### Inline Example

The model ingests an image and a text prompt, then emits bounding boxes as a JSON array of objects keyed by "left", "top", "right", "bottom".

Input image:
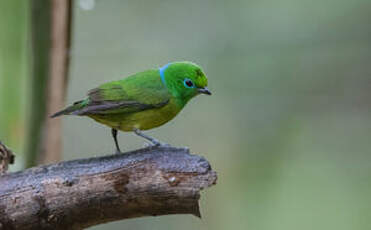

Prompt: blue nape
[{"left": 159, "top": 63, "right": 172, "bottom": 86}]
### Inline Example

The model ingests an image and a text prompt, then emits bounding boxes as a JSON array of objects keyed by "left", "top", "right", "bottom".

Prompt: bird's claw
[
  {"left": 142, "top": 142, "right": 152, "bottom": 148},
  {"left": 134, "top": 128, "right": 171, "bottom": 148},
  {"left": 114, "top": 149, "right": 123, "bottom": 154},
  {"left": 143, "top": 140, "right": 171, "bottom": 148},
  {"left": 153, "top": 142, "right": 171, "bottom": 147}
]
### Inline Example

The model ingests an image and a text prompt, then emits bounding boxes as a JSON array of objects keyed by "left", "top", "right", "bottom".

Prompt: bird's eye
[{"left": 183, "top": 78, "right": 194, "bottom": 88}]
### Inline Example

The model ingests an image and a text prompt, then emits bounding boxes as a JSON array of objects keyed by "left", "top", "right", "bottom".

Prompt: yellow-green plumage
[
  {"left": 89, "top": 70, "right": 181, "bottom": 131},
  {"left": 51, "top": 61, "right": 211, "bottom": 152}
]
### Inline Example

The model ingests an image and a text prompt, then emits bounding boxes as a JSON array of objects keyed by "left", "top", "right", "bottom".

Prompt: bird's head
[{"left": 159, "top": 61, "right": 211, "bottom": 104}]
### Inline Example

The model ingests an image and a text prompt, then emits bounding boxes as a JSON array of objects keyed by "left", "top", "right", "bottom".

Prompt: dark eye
[{"left": 183, "top": 78, "right": 194, "bottom": 88}]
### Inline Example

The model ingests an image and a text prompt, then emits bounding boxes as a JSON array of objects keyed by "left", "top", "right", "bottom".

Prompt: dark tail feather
[
  {"left": 50, "top": 100, "right": 86, "bottom": 118},
  {"left": 50, "top": 108, "right": 70, "bottom": 118}
]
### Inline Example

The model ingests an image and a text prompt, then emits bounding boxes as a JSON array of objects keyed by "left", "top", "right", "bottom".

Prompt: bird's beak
[{"left": 197, "top": 87, "right": 212, "bottom": 95}]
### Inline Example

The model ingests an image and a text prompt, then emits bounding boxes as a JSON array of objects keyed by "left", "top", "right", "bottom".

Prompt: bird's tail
[{"left": 50, "top": 100, "right": 87, "bottom": 118}]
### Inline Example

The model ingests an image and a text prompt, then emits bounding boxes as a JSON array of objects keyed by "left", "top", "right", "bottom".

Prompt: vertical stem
[
  {"left": 26, "top": 0, "right": 72, "bottom": 167},
  {"left": 0, "top": 0, "right": 28, "bottom": 166},
  {"left": 25, "top": 1, "right": 51, "bottom": 168},
  {"left": 40, "top": 0, "right": 72, "bottom": 165}
]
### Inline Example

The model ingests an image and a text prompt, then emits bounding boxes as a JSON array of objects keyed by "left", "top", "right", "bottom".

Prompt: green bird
[{"left": 51, "top": 61, "right": 211, "bottom": 153}]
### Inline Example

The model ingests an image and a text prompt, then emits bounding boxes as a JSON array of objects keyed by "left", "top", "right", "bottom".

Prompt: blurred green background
[{"left": 2, "top": 0, "right": 371, "bottom": 229}]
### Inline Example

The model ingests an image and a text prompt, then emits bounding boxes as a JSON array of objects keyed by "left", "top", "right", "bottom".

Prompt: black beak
[{"left": 198, "top": 87, "right": 212, "bottom": 95}]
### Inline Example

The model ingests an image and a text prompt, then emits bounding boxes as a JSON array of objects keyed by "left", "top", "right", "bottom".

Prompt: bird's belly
[{"left": 89, "top": 103, "right": 181, "bottom": 132}]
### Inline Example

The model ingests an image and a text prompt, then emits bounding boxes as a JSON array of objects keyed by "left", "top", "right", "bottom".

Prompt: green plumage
[{"left": 52, "top": 61, "right": 211, "bottom": 151}]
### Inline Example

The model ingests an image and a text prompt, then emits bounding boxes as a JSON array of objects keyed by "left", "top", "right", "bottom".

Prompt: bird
[{"left": 51, "top": 61, "right": 211, "bottom": 154}]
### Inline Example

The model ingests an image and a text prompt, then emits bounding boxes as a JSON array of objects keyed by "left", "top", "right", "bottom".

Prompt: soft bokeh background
[{"left": 2, "top": 0, "right": 371, "bottom": 229}]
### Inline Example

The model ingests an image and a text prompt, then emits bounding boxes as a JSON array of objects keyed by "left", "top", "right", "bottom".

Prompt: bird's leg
[
  {"left": 133, "top": 128, "right": 170, "bottom": 147},
  {"left": 111, "top": 128, "right": 122, "bottom": 154}
]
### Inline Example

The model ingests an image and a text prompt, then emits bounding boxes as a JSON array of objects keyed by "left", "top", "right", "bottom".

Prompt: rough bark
[{"left": 0, "top": 146, "right": 217, "bottom": 230}]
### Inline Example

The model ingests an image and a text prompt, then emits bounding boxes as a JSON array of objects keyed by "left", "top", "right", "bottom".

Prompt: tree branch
[{"left": 0, "top": 146, "right": 217, "bottom": 230}]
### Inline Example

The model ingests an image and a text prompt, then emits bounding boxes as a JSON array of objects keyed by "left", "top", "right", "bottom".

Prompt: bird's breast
[{"left": 123, "top": 100, "right": 182, "bottom": 131}]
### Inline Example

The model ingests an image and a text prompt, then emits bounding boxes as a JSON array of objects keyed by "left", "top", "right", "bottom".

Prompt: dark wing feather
[
  {"left": 77, "top": 78, "right": 170, "bottom": 115},
  {"left": 73, "top": 99, "right": 169, "bottom": 115}
]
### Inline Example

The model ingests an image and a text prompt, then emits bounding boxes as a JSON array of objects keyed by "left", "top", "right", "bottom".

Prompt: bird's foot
[
  {"left": 152, "top": 141, "right": 171, "bottom": 147},
  {"left": 111, "top": 128, "right": 123, "bottom": 154},
  {"left": 134, "top": 128, "right": 170, "bottom": 148},
  {"left": 114, "top": 149, "right": 123, "bottom": 154},
  {"left": 142, "top": 139, "right": 171, "bottom": 148}
]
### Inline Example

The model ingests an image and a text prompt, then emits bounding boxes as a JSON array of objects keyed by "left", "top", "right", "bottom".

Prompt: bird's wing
[{"left": 75, "top": 74, "right": 170, "bottom": 115}]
